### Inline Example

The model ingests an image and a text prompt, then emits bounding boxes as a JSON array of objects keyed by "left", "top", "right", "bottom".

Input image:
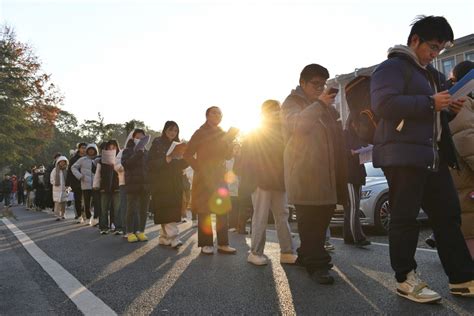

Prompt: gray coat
[
  {"left": 71, "top": 144, "right": 98, "bottom": 190},
  {"left": 281, "top": 87, "right": 347, "bottom": 206}
]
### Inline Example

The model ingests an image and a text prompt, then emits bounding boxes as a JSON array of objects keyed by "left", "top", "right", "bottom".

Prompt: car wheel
[{"left": 374, "top": 194, "right": 390, "bottom": 234}]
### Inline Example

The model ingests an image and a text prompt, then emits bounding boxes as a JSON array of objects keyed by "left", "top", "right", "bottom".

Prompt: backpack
[
  {"left": 345, "top": 75, "right": 376, "bottom": 144},
  {"left": 26, "top": 175, "right": 34, "bottom": 189},
  {"left": 345, "top": 64, "right": 416, "bottom": 144}
]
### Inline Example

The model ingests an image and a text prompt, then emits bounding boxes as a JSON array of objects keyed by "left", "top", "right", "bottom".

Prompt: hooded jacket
[
  {"left": 50, "top": 156, "right": 69, "bottom": 203},
  {"left": 121, "top": 137, "right": 149, "bottom": 194},
  {"left": 371, "top": 45, "right": 457, "bottom": 170},
  {"left": 280, "top": 86, "right": 348, "bottom": 206},
  {"left": 71, "top": 144, "right": 98, "bottom": 190}
]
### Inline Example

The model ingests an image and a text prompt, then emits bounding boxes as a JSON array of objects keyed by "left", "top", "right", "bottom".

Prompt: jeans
[
  {"left": 383, "top": 161, "right": 474, "bottom": 284},
  {"left": 115, "top": 185, "right": 127, "bottom": 231},
  {"left": 295, "top": 204, "right": 334, "bottom": 274},
  {"left": 83, "top": 190, "right": 101, "bottom": 219},
  {"left": 126, "top": 193, "right": 149, "bottom": 234},
  {"left": 250, "top": 188, "right": 294, "bottom": 255},
  {"left": 99, "top": 192, "right": 120, "bottom": 230}
]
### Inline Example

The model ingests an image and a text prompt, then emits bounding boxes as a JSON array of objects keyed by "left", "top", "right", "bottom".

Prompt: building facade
[{"left": 328, "top": 33, "right": 474, "bottom": 125}]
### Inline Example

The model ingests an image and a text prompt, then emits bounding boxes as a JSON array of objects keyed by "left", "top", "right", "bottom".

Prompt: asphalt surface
[{"left": 1, "top": 205, "right": 474, "bottom": 315}]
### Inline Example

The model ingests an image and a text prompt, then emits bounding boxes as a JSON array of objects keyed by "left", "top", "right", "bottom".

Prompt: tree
[{"left": 0, "top": 25, "right": 63, "bottom": 170}]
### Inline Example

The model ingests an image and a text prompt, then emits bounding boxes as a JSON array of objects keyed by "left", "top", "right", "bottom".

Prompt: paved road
[{"left": 1, "top": 205, "right": 473, "bottom": 315}]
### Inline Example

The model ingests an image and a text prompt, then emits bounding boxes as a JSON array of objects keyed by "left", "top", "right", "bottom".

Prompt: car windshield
[{"left": 365, "top": 163, "right": 384, "bottom": 177}]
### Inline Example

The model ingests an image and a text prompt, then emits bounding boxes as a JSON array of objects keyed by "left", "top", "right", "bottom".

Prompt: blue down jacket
[{"left": 370, "top": 47, "right": 457, "bottom": 170}]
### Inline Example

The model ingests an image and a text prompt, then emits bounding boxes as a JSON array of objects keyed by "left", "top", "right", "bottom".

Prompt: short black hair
[
  {"left": 407, "top": 15, "right": 453, "bottom": 45},
  {"left": 205, "top": 106, "right": 220, "bottom": 117},
  {"left": 453, "top": 60, "right": 474, "bottom": 81},
  {"left": 132, "top": 128, "right": 145, "bottom": 138},
  {"left": 299, "top": 64, "right": 330, "bottom": 83},
  {"left": 77, "top": 142, "right": 87, "bottom": 149}
]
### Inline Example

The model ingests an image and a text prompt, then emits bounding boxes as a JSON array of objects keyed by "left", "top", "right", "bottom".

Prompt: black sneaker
[
  {"left": 425, "top": 237, "right": 436, "bottom": 249},
  {"left": 354, "top": 240, "right": 371, "bottom": 247},
  {"left": 310, "top": 270, "right": 335, "bottom": 285}
]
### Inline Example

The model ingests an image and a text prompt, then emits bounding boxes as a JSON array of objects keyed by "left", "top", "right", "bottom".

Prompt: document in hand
[
  {"left": 449, "top": 69, "right": 474, "bottom": 100},
  {"left": 353, "top": 145, "right": 373, "bottom": 164},
  {"left": 101, "top": 149, "right": 116, "bottom": 165},
  {"left": 166, "top": 141, "right": 187, "bottom": 157}
]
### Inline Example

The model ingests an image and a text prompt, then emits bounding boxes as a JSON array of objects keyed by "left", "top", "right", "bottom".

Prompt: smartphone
[{"left": 328, "top": 87, "right": 339, "bottom": 95}]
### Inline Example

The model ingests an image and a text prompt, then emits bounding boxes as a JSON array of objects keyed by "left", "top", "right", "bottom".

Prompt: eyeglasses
[
  {"left": 308, "top": 80, "right": 326, "bottom": 90},
  {"left": 419, "top": 37, "right": 453, "bottom": 54}
]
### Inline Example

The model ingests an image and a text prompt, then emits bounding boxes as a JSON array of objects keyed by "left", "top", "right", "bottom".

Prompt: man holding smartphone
[
  {"left": 371, "top": 16, "right": 474, "bottom": 303},
  {"left": 281, "top": 64, "right": 347, "bottom": 284}
]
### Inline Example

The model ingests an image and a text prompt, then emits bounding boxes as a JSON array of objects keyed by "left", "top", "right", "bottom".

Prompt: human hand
[
  {"left": 449, "top": 98, "right": 466, "bottom": 114},
  {"left": 318, "top": 89, "right": 336, "bottom": 106},
  {"left": 432, "top": 91, "right": 451, "bottom": 111}
]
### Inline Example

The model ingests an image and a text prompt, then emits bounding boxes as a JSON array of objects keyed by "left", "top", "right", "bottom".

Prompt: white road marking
[{"left": 2, "top": 218, "right": 117, "bottom": 316}]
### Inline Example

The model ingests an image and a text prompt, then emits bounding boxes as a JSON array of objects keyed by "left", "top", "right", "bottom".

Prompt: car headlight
[{"left": 361, "top": 190, "right": 372, "bottom": 199}]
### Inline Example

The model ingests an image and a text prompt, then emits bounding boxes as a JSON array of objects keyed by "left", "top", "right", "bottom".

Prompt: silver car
[{"left": 331, "top": 163, "right": 427, "bottom": 234}]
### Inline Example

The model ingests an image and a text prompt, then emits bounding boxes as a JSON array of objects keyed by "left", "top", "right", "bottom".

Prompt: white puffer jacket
[
  {"left": 50, "top": 156, "right": 69, "bottom": 203},
  {"left": 71, "top": 144, "right": 98, "bottom": 190}
]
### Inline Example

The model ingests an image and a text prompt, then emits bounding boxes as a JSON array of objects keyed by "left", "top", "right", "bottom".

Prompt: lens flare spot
[
  {"left": 202, "top": 215, "right": 213, "bottom": 235},
  {"left": 209, "top": 189, "right": 231, "bottom": 215},
  {"left": 224, "top": 171, "right": 236, "bottom": 185},
  {"left": 217, "top": 187, "right": 229, "bottom": 198}
]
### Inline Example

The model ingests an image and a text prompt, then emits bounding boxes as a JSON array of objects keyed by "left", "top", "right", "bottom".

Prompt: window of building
[
  {"left": 466, "top": 52, "right": 474, "bottom": 62},
  {"left": 442, "top": 58, "right": 455, "bottom": 76}
]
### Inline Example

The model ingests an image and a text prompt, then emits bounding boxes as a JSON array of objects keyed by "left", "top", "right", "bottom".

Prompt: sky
[{"left": 1, "top": 0, "right": 473, "bottom": 138}]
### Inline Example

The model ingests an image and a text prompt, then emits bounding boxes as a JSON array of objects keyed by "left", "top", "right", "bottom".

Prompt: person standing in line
[
  {"left": 24, "top": 167, "right": 35, "bottom": 210},
  {"left": 371, "top": 16, "right": 474, "bottom": 302},
  {"left": 122, "top": 129, "right": 150, "bottom": 243},
  {"left": 149, "top": 121, "right": 189, "bottom": 248},
  {"left": 45, "top": 153, "right": 61, "bottom": 211},
  {"left": 114, "top": 136, "right": 130, "bottom": 236},
  {"left": 17, "top": 177, "right": 25, "bottom": 205},
  {"left": 94, "top": 140, "right": 121, "bottom": 235},
  {"left": 71, "top": 144, "right": 99, "bottom": 225},
  {"left": 448, "top": 60, "right": 474, "bottom": 259},
  {"left": 246, "top": 100, "right": 296, "bottom": 266},
  {"left": 33, "top": 165, "right": 47, "bottom": 211},
  {"left": 343, "top": 115, "right": 371, "bottom": 247},
  {"left": 226, "top": 144, "right": 241, "bottom": 232},
  {"left": 50, "top": 156, "right": 69, "bottom": 221},
  {"left": 1, "top": 175, "right": 12, "bottom": 207},
  {"left": 10, "top": 175, "right": 18, "bottom": 206},
  {"left": 67, "top": 143, "right": 87, "bottom": 221},
  {"left": 184, "top": 106, "right": 238, "bottom": 255},
  {"left": 281, "top": 64, "right": 347, "bottom": 285}
]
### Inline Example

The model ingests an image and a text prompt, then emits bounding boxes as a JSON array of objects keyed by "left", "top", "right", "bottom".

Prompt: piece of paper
[
  {"left": 449, "top": 69, "right": 474, "bottom": 100},
  {"left": 134, "top": 135, "right": 150, "bottom": 152},
  {"left": 101, "top": 149, "right": 116, "bottom": 165},
  {"left": 354, "top": 145, "right": 373, "bottom": 164},
  {"left": 166, "top": 141, "right": 186, "bottom": 157}
]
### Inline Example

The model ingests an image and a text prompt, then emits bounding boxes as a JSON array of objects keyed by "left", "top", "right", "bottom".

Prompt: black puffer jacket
[{"left": 121, "top": 142, "right": 148, "bottom": 194}]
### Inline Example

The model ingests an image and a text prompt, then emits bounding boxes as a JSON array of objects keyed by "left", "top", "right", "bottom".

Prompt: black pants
[
  {"left": 383, "top": 161, "right": 474, "bottom": 284},
  {"left": 72, "top": 188, "right": 83, "bottom": 218},
  {"left": 83, "top": 190, "right": 101, "bottom": 219},
  {"left": 198, "top": 213, "right": 229, "bottom": 247},
  {"left": 295, "top": 204, "right": 334, "bottom": 274},
  {"left": 228, "top": 197, "right": 239, "bottom": 229},
  {"left": 237, "top": 195, "right": 253, "bottom": 233},
  {"left": 343, "top": 184, "right": 366, "bottom": 243}
]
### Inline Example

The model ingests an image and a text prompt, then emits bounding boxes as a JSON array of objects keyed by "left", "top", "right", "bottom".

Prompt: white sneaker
[
  {"left": 171, "top": 239, "right": 183, "bottom": 248},
  {"left": 159, "top": 236, "right": 171, "bottom": 246},
  {"left": 79, "top": 217, "right": 85, "bottom": 224},
  {"left": 110, "top": 223, "right": 115, "bottom": 231},
  {"left": 396, "top": 271, "right": 441, "bottom": 303},
  {"left": 201, "top": 246, "right": 214, "bottom": 255},
  {"left": 280, "top": 253, "right": 297, "bottom": 264},
  {"left": 247, "top": 253, "right": 268, "bottom": 266}
]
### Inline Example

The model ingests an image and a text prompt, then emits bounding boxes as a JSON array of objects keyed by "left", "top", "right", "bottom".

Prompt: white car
[{"left": 331, "top": 163, "right": 427, "bottom": 234}]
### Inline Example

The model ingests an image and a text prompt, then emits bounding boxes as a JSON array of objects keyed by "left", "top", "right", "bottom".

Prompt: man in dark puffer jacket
[{"left": 371, "top": 15, "right": 474, "bottom": 303}]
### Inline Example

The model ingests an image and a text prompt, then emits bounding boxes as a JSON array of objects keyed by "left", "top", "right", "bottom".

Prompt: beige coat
[
  {"left": 450, "top": 96, "right": 474, "bottom": 239},
  {"left": 281, "top": 87, "right": 348, "bottom": 206}
]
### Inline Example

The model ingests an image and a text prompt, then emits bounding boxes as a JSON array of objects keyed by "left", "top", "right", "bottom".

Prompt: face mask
[{"left": 134, "top": 138, "right": 140, "bottom": 145}]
